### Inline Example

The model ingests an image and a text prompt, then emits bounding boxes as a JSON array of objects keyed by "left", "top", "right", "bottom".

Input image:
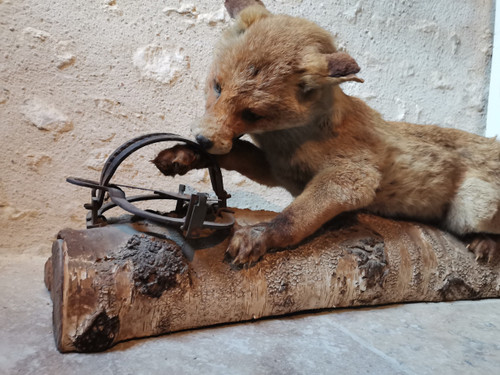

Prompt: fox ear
[
  {"left": 301, "top": 51, "right": 364, "bottom": 91},
  {"left": 225, "top": 1, "right": 270, "bottom": 31},
  {"left": 225, "top": 0, "right": 267, "bottom": 18},
  {"left": 325, "top": 52, "right": 363, "bottom": 80}
]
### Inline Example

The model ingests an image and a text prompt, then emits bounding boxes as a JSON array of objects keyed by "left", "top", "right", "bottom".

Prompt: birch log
[{"left": 44, "top": 210, "right": 500, "bottom": 353}]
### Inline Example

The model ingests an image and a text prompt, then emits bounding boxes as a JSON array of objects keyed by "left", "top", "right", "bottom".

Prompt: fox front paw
[
  {"left": 152, "top": 144, "right": 207, "bottom": 176},
  {"left": 467, "top": 234, "right": 499, "bottom": 262},
  {"left": 226, "top": 224, "right": 270, "bottom": 266}
]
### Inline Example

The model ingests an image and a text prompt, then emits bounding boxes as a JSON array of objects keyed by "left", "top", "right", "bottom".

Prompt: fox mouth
[
  {"left": 194, "top": 133, "right": 246, "bottom": 155},
  {"left": 195, "top": 134, "right": 214, "bottom": 151}
]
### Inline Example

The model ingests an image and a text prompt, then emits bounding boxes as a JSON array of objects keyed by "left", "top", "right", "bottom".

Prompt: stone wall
[{"left": 0, "top": 0, "right": 494, "bottom": 253}]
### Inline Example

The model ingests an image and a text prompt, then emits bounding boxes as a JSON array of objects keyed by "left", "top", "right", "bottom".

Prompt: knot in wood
[
  {"left": 344, "top": 232, "right": 388, "bottom": 287},
  {"left": 119, "top": 234, "right": 188, "bottom": 298}
]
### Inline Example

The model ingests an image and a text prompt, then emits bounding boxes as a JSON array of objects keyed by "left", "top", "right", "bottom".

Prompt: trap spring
[{"left": 67, "top": 133, "right": 234, "bottom": 240}]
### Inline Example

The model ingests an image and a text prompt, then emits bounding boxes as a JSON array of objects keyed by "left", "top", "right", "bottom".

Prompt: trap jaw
[{"left": 67, "top": 133, "right": 234, "bottom": 241}]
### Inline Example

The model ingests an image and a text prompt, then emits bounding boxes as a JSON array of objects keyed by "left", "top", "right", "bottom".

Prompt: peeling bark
[{"left": 44, "top": 210, "right": 500, "bottom": 353}]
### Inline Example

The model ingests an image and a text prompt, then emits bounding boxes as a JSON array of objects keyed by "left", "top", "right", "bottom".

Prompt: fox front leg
[
  {"left": 227, "top": 164, "right": 381, "bottom": 265},
  {"left": 154, "top": 139, "right": 279, "bottom": 187}
]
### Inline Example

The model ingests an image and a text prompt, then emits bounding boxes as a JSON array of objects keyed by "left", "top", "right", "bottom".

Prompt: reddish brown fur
[{"left": 154, "top": 1, "right": 500, "bottom": 265}]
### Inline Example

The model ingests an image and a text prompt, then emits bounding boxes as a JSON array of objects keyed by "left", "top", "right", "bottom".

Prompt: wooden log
[{"left": 44, "top": 209, "right": 500, "bottom": 353}]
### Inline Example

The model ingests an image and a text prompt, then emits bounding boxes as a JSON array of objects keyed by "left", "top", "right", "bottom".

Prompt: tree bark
[{"left": 44, "top": 210, "right": 500, "bottom": 353}]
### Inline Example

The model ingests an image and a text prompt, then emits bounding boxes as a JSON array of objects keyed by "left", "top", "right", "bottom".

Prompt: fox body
[{"left": 154, "top": 0, "right": 500, "bottom": 265}]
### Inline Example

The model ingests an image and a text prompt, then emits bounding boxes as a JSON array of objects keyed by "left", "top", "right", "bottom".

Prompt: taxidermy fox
[{"left": 154, "top": 0, "right": 500, "bottom": 265}]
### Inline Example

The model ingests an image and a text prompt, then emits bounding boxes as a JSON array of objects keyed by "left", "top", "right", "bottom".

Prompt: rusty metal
[{"left": 67, "top": 133, "right": 234, "bottom": 251}]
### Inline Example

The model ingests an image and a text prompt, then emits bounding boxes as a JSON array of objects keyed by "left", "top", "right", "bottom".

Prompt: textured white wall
[
  {"left": 487, "top": 0, "right": 499, "bottom": 137},
  {"left": 0, "top": 0, "right": 494, "bottom": 252}
]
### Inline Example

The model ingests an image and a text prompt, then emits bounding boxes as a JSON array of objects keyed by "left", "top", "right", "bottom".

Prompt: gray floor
[{"left": 1, "top": 253, "right": 499, "bottom": 375}]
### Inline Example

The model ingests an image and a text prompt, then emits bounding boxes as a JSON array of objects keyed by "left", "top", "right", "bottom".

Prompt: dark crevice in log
[
  {"left": 73, "top": 311, "right": 120, "bottom": 353},
  {"left": 438, "top": 275, "right": 479, "bottom": 301}
]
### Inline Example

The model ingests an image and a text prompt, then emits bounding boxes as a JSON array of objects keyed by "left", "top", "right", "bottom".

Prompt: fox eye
[
  {"left": 214, "top": 81, "right": 222, "bottom": 97},
  {"left": 242, "top": 109, "right": 264, "bottom": 123}
]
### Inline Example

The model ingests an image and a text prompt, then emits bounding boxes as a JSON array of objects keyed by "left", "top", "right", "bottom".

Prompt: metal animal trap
[{"left": 67, "top": 133, "right": 235, "bottom": 259}]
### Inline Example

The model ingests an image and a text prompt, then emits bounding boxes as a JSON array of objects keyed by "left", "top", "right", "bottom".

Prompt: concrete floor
[{"left": 1, "top": 253, "right": 500, "bottom": 375}]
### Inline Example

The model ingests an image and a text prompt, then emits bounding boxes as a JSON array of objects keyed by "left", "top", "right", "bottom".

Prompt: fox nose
[{"left": 195, "top": 134, "right": 214, "bottom": 150}]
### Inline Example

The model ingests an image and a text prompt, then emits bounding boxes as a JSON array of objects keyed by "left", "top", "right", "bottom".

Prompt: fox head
[{"left": 193, "top": 0, "right": 363, "bottom": 154}]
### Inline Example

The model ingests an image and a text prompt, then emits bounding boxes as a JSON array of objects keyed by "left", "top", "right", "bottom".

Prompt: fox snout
[
  {"left": 194, "top": 132, "right": 234, "bottom": 155},
  {"left": 191, "top": 114, "right": 237, "bottom": 154},
  {"left": 192, "top": 129, "right": 234, "bottom": 156}
]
